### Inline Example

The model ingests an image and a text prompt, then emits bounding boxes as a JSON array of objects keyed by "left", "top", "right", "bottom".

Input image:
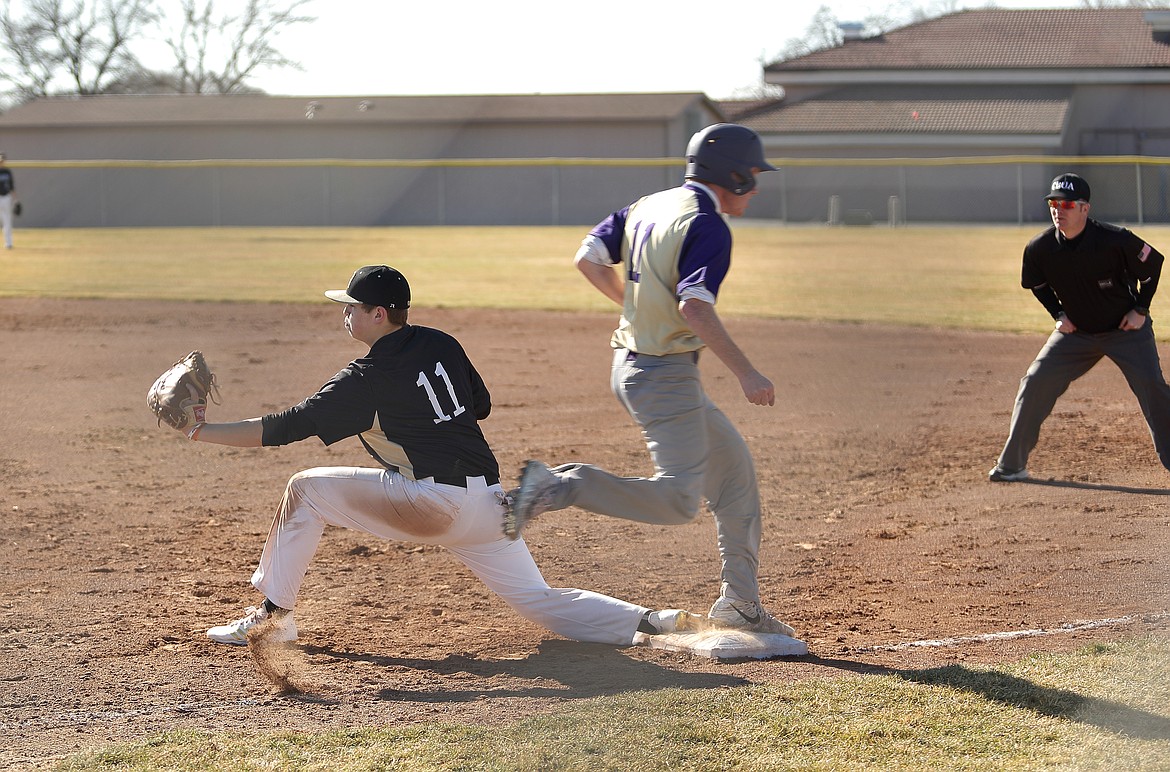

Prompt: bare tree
[
  {"left": 0, "top": 0, "right": 157, "bottom": 100},
  {"left": 0, "top": 0, "right": 312, "bottom": 105},
  {"left": 0, "top": 3, "right": 59, "bottom": 101},
  {"left": 164, "top": 0, "right": 313, "bottom": 94},
  {"left": 774, "top": 5, "right": 842, "bottom": 61},
  {"left": 770, "top": 0, "right": 982, "bottom": 64}
]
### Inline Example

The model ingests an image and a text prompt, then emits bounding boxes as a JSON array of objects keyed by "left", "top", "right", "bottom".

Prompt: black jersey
[
  {"left": 1022, "top": 219, "right": 1164, "bottom": 334},
  {"left": 261, "top": 325, "right": 499, "bottom": 484},
  {"left": 0, "top": 168, "right": 13, "bottom": 196}
]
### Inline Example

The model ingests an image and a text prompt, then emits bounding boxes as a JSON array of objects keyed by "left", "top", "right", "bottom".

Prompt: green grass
[
  {"left": 58, "top": 638, "right": 1170, "bottom": 770},
  {"left": 0, "top": 226, "right": 611, "bottom": 311},
  {"left": 7, "top": 224, "right": 1169, "bottom": 333},
  {"left": 725, "top": 224, "right": 1058, "bottom": 331}
]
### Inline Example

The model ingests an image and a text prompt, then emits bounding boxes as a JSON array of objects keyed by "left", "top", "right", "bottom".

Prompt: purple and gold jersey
[{"left": 589, "top": 183, "right": 733, "bottom": 356}]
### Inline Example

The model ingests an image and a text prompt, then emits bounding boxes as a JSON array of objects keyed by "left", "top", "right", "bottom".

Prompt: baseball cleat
[
  {"left": 988, "top": 466, "right": 1029, "bottom": 482},
  {"left": 707, "top": 597, "right": 796, "bottom": 637},
  {"left": 647, "top": 609, "right": 708, "bottom": 634},
  {"left": 206, "top": 605, "right": 297, "bottom": 646},
  {"left": 503, "top": 460, "right": 561, "bottom": 540}
]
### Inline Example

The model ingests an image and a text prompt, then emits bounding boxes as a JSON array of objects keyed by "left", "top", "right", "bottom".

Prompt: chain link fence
[
  {"left": 10, "top": 155, "right": 1170, "bottom": 227},
  {"left": 763, "top": 156, "right": 1170, "bottom": 227}
]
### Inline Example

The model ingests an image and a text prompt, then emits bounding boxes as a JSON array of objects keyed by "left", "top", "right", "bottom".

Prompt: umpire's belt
[
  {"left": 623, "top": 349, "right": 699, "bottom": 364},
  {"left": 431, "top": 473, "right": 500, "bottom": 488}
]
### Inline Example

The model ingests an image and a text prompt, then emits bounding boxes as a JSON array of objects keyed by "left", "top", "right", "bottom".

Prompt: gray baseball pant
[
  {"left": 996, "top": 321, "right": 1170, "bottom": 473},
  {"left": 548, "top": 349, "right": 763, "bottom": 606}
]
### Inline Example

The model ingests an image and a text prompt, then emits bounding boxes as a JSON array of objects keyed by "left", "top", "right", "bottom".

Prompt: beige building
[
  {"left": 0, "top": 93, "right": 720, "bottom": 227},
  {"left": 727, "top": 8, "right": 1170, "bottom": 224},
  {"left": 2, "top": 9, "right": 1169, "bottom": 226}
]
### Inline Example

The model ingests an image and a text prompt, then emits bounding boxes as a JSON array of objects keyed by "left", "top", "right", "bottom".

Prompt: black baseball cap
[
  {"left": 1045, "top": 173, "right": 1091, "bottom": 202},
  {"left": 325, "top": 265, "right": 411, "bottom": 309}
]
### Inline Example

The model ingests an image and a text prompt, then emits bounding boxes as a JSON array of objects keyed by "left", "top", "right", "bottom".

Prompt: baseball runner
[
  {"left": 163, "top": 265, "right": 698, "bottom": 646},
  {"left": 990, "top": 173, "right": 1170, "bottom": 481},
  {"left": 0, "top": 153, "right": 17, "bottom": 249},
  {"left": 507, "top": 124, "right": 797, "bottom": 637}
]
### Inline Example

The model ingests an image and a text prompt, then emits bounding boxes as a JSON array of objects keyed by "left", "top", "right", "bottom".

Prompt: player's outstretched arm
[
  {"left": 185, "top": 418, "right": 265, "bottom": 447},
  {"left": 680, "top": 298, "right": 774, "bottom": 407}
]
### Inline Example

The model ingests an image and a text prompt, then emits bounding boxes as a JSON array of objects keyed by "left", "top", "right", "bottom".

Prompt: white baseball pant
[
  {"left": 250, "top": 467, "right": 649, "bottom": 645},
  {"left": 0, "top": 194, "right": 12, "bottom": 248}
]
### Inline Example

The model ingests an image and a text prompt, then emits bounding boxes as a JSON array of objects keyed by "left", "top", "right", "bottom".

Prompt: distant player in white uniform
[
  {"left": 0, "top": 153, "right": 17, "bottom": 249},
  {"left": 171, "top": 265, "right": 699, "bottom": 647},
  {"left": 507, "top": 124, "right": 796, "bottom": 637}
]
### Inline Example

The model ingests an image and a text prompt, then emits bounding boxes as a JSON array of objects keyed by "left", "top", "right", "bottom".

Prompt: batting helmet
[{"left": 685, "top": 124, "right": 777, "bottom": 195}]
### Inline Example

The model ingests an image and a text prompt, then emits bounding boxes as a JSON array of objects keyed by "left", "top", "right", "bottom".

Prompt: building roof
[
  {"left": 0, "top": 92, "right": 715, "bottom": 127},
  {"left": 736, "top": 85, "right": 1071, "bottom": 135},
  {"left": 714, "top": 97, "right": 784, "bottom": 122},
  {"left": 767, "top": 9, "right": 1170, "bottom": 72},
  {"left": 741, "top": 97, "right": 1068, "bottom": 136},
  {"left": 745, "top": 9, "right": 1169, "bottom": 141}
]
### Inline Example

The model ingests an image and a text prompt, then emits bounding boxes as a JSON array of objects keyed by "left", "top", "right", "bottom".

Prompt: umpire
[{"left": 990, "top": 172, "right": 1170, "bottom": 481}]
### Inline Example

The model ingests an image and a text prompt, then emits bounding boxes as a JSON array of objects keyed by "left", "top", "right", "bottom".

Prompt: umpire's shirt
[
  {"left": 259, "top": 324, "right": 500, "bottom": 486},
  {"left": 1023, "top": 219, "right": 1165, "bottom": 333}
]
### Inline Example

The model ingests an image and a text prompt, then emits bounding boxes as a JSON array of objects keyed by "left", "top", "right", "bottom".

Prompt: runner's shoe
[
  {"left": 503, "top": 460, "right": 562, "bottom": 540},
  {"left": 988, "top": 466, "right": 1029, "bottom": 482},
  {"left": 708, "top": 597, "right": 796, "bottom": 637}
]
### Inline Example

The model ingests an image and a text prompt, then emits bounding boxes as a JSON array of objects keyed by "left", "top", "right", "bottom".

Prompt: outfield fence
[
  {"left": 10, "top": 155, "right": 1170, "bottom": 228},
  {"left": 781, "top": 155, "right": 1170, "bottom": 228}
]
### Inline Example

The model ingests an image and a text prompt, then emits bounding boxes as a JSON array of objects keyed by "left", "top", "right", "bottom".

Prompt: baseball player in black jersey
[
  {"left": 176, "top": 266, "right": 697, "bottom": 646},
  {"left": 990, "top": 173, "right": 1170, "bottom": 481}
]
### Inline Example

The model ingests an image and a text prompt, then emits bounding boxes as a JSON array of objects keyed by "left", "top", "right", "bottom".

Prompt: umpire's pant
[
  {"left": 548, "top": 349, "right": 763, "bottom": 608},
  {"left": 996, "top": 321, "right": 1170, "bottom": 473}
]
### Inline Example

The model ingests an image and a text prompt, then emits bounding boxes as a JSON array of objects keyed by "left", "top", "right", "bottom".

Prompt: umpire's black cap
[
  {"left": 326, "top": 265, "right": 411, "bottom": 309},
  {"left": 1045, "top": 173, "right": 1091, "bottom": 202}
]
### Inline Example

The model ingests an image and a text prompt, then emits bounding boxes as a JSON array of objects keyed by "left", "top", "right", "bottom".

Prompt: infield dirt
[{"left": 2, "top": 298, "right": 1168, "bottom": 765}]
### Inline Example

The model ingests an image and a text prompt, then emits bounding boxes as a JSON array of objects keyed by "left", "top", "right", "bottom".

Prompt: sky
[{"left": 246, "top": 0, "right": 1088, "bottom": 100}]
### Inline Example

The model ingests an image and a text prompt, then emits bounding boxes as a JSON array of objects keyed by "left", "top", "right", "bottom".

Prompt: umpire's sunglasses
[{"left": 1048, "top": 199, "right": 1085, "bottom": 210}]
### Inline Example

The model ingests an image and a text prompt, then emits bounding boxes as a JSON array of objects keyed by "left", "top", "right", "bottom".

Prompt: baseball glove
[
  {"left": 147, "top": 351, "right": 220, "bottom": 430},
  {"left": 12, "top": 202, "right": 20, "bottom": 217}
]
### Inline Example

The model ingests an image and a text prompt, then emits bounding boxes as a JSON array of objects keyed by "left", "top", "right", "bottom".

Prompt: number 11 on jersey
[
  {"left": 628, "top": 221, "right": 654, "bottom": 283},
  {"left": 417, "top": 362, "right": 467, "bottom": 424}
]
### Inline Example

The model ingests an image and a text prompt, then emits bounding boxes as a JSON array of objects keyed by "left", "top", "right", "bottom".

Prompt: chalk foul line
[{"left": 861, "top": 611, "right": 1170, "bottom": 652}]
